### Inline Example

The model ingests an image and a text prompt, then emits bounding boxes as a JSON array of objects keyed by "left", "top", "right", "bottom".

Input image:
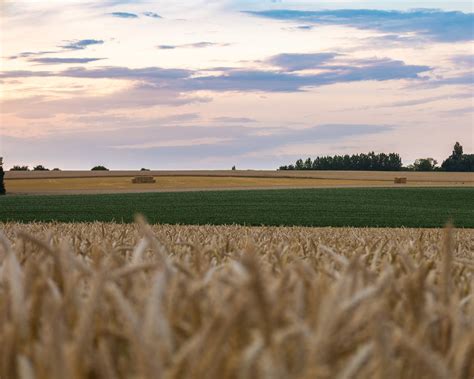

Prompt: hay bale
[
  {"left": 132, "top": 176, "right": 156, "bottom": 184},
  {"left": 394, "top": 177, "right": 407, "bottom": 184}
]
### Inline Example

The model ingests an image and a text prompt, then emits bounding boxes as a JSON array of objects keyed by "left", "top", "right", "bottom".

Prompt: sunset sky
[{"left": 1, "top": 0, "right": 473, "bottom": 170}]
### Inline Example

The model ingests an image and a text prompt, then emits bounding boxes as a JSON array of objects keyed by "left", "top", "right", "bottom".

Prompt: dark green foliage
[
  {"left": 279, "top": 152, "right": 402, "bottom": 171},
  {"left": 140, "top": 168, "right": 150, "bottom": 171},
  {"left": 0, "top": 166, "right": 5, "bottom": 196},
  {"left": 91, "top": 165, "right": 109, "bottom": 171},
  {"left": 441, "top": 142, "right": 474, "bottom": 172},
  {"left": 0, "top": 188, "right": 472, "bottom": 228},
  {"left": 33, "top": 165, "right": 49, "bottom": 171},
  {"left": 413, "top": 158, "right": 438, "bottom": 171},
  {"left": 232, "top": 166, "right": 236, "bottom": 171},
  {"left": 10, "top": 165, "right": 29, "bottom": 171}
]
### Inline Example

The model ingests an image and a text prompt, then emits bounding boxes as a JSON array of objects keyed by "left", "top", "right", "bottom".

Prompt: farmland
[
  {"left": 0, "top": 221, "right": 472, "bottom": 378},
  {"left": 1, "top": 187, "right": 473, "bottom": 227},
  {"left": 4, "top": 170, "right": 473, "bottom": 195}
]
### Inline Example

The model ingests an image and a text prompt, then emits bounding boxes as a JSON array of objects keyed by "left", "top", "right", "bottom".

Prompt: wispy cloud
[
  {"left": 143, "top": 11, "right": 161, "bottom": 18},
  {"left": 1, "top": 84, "right": 209, "bottom": 119},
  {"left": 246, "top": 9, "right": 474, "bottom": 42},
  {"left": 157, "top": 42, "right": 227, "bottom": 49},
  {"left": 111, "top": 137, "right": 231, "bottom": 149},
  {"left": 30, "top": 57, "right": 105, "bottom": 64},
  {"left": 108, "top": 11, "right": 138, "bottom": 18},
  {"left": 213, "top": 117, "right": 256, "bottom": 123},
  {"left": 60, "top": 39, "right": 104, "bottom": 50},
  {"left": 9, "top": 39, "right": 104, "bottom": 61},
  {"left": 0, "top": 54, "right": 431, "bottom": 93},
  {"left": 451, "top": 54, "right": 474, "bottom": 68},
  {"left": 188, "top": 57, "right": 431, "bottom": 92},
  {"left": 267, "top": 53, "right": 339, "bottom": 71}
]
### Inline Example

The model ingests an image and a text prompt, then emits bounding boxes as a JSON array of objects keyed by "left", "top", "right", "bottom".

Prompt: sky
[{"left": 0, "top": 0, "right": 473, "bottom": 170}]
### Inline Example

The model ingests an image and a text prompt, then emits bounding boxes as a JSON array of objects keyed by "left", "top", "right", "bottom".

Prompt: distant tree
[
  {"left": 0, "top": 158, "right": 5, "bottom": 195},
  {"left": 140, "top": 168, "right": 150, "bottom": 171},
  {"left": 52, "top": 168, "right": 61, "bottom": 171},
  {"left": 295, "top": 159, "right": 304, "bottom": 170},
  {"left": 303, "top": 158, "right": 313, "bottom": 170},
  {"left": 10, "top": 165, "right": 29, "bottom": 171},
  {"left": 413, "top": 158, "right": 437, "bottom": 171},
  {"left": 286, "top": 152, "right": 402, "bottom": 171},
  {"left": 453, "top": 142, "right": 463, "bottom": 158},
  {"left": 231, "top": 165, "right": 236, "bottom": 171},
  {"left": 441, "top": 142, "right": 474, "bottom": 172},
  {"left": 33, "top": 165, "right": 49, "bottom": 171},
  {"left": 91, "top": 165, "right": 109, "bottom": 171}
]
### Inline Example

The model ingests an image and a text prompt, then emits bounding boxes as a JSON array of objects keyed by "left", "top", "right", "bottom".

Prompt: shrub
[
  {"left": 91, "top": 165, "right": 109, "bottom": 171},
  {"left": 33, "top": 165, "right": 49, "bottom": 171},
  {"left": 10, "top": 165, "right": 29, "bottom": 171},
  {"left": 141, "top": 168, "right": 150, "bottom": 171}
]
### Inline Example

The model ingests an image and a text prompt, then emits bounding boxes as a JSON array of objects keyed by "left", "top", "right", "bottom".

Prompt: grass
[
  {"left": 0, "top": 222, "right": 472, "bottom": 378},
  {"left": 1, "top": 187, "right": 473, "bottom": 227}
]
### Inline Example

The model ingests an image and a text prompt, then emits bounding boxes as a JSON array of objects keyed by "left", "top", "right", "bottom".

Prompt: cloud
[
  {"left": 422, "top": 72, "right": 473, "bottom": 87},
  {"left": 451, "top": 54, "right": 474, "bottom": 68},
  {"left": 60, "top": 39, "right": 104, "bottom": 50},
  {"left": 0, "top": 56, "right": 431, "bottom": 93},
  {"left": 246, "top": 9, "right": 474, "bottom": 42},
  {"left": 29, "top": 57, "right": 105, "bottom": 64},
  {"left": 111, "top": 137, "right": 231, "bottom": 149},
  {"left": 69, "top": 113, "right": 200, "bottom": 127},
  {"left": 108, "top": 12, "right": 138, "bottom": 18},
  {"left": 188, "top": 58, "right": 430, "bottom": 92},
  {"left": 213, "top": 117, "right": 256, "bottom": 123},
  {"left": 157, "top": 42, "right": 225, "bottom": 49},
  {"left": 267, "top": 53, "right": 339, "bottom": 71},
  {"left": 378, "top": 92, "right": 473, "bottom": 108},
  {"left": 157, "top": 45, "right": 176, "bottom": 50},
  {"left": 1, "top": 84, "right": 209, "bottom": 119},
  {"left": 143, "top": 11, "right": 161, "bottom": 18},
  {"left": 9, "top": 39, "right": 104, "bottom": 61},
  {"left": 9, "top": 51, "right": 59, "bottom": 59},
  {"left": 439, "top": 106, "right": 474, "bottom": 117},
  {"left": 45, "top": 66, "right": 192, "bottom": 83}
]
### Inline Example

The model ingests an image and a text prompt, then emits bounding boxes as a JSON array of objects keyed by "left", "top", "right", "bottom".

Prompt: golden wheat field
[
  {"left": 5, "top": 176, "right": 390, "bottom": 194},
  {"left": 5, "top": 170, "right": 474, "bottom": 194},
  {"left": 0, "top": 221, "right": 473, "bottom": 379}
]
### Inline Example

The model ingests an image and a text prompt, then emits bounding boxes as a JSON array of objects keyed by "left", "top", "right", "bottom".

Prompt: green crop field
[{"left": 0, "top": 187, "right": 473, "bottom": 227}]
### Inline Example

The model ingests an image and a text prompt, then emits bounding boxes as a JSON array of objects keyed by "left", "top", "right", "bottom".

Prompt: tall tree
[
  {"left": 441, "top": 142, "right": 473, "bottom": 172},
  {"left": 0, "top": 158, "right": 5, "bottom": 195},
  {"left": 453, "top": 142, "right": 463, "bottom": 158}
]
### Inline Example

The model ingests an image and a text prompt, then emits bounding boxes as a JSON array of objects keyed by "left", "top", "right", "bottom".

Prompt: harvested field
[
  {"left": 4, "top": 170, "right": 473, "bottom": 195},
  {"left": 0, "top": 221, "right": 473, "bottom": 378},
  {"left": 5, "top": 176, "right": 389, "bottom": 195}
]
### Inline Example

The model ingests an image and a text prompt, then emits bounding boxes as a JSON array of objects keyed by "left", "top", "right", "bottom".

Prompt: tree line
[{"left": 279, "top": 142, "right": 473, "bottom": 172}]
